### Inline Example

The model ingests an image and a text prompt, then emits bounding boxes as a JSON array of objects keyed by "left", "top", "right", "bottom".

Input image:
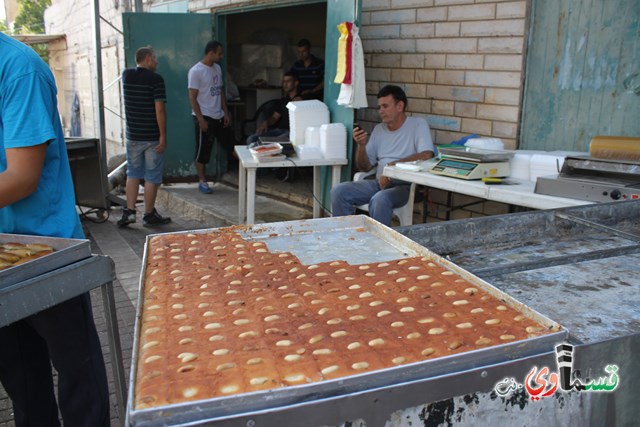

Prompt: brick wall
[{"left": 359, "top": 0, "right": 529, "bottom": 149}]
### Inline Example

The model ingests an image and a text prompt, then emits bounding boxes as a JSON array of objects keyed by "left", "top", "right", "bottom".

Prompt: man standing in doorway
[
  {"left": 289, "top": 38, "right": 325, "bottom": 100},
  {"left": 188, "top": 40, "right": 232, "bottom": 194},
  {"left": 119, "top": 45, "right": 172, "bottom": 227}
]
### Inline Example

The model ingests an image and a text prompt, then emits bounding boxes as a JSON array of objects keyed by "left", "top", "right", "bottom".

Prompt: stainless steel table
[
  {"left": 0, "top": 255, "right": 127, "bottom": 422},
  {"left": 234, "top": 145, "right": 348, "bottom": 224}
]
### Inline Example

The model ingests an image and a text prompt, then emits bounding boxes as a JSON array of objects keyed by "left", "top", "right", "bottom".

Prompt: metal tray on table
[
  {"left": 0, "top": 233, "right": 91, "bottom": 290},
  {"left": 127, "top": 215, "right": 567, "bottom": 426}
]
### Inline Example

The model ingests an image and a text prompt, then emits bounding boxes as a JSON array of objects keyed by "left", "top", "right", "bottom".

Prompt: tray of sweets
[
  {"left": 0, "top": 233, "right": 91, "bottom": 290},
  {"left": 127, "top": 216, "right": 566, "bottom": 426},
  {"left": 249, "top": 142, "right": 283, "bottom": 158}
]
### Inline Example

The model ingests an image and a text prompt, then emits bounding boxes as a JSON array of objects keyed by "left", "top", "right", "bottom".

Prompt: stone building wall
[{"left": 45, "top": 0, "right": 131, "bottom": 160}]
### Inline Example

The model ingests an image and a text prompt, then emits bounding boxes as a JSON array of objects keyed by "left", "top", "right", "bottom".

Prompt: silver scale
[{"left": 429, "top": 147, "right": 514, "bottom": 180}]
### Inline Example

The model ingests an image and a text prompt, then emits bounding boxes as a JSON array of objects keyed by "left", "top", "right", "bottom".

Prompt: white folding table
[
  {"left": 235, "top": 146, "right": 348, "bottom": 224},
  {"left": 383, "top": 162, "right": 592, "bottom": 211}
]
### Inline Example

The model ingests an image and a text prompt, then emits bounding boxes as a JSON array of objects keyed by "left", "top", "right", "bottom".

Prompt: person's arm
[
  {"left": 309, "top": 80, "right": 324, "bottom": 97},
  {"left": 155, "top": 101, "right": 167, "bottom": 153},
  {"left": 0, "top": 144, "right": 47, "bottom": 208},
  {"left": 221, "top": 90, "right": 230, "bottom": 127},
  {"left": 387, "top": 150, "right": 434, "bottom": 166},
  {"left": 256, "top": 111, "right": 282, "bottom": 134},
  {"left": 353, "top": 126, "right": 373, "bottom": 171},
  {"left": 188, "top": 88, "right": 208, "bottom": 132}
]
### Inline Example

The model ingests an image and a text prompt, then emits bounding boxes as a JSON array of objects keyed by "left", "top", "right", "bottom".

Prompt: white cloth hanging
[{"left": 337, "top": 24, "right": 367, "bottom": 109}]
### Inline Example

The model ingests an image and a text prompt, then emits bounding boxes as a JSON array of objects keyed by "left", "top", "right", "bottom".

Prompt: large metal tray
[
  {"left": 0, "top": 233, "right": 91, "bottom": 290},
  {"left": 126, "top": 216, "right": 566, "bottom": 426}
]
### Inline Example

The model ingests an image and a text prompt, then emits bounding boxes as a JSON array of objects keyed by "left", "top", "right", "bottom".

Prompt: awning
[{"left": 11, "top": 34, "right": 65, "bottom": 44}]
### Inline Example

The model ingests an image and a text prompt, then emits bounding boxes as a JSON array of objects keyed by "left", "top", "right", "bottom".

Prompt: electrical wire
[
  {"left": 78, "top": 205, "right": 110, "bottom": 223},
  {"left": 283, "top": 158, "right": 333, "bottom": 216}
]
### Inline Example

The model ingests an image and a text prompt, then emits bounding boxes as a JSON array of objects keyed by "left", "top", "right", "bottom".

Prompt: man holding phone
[{"left": 331, "top": 85, "right": 434, "bottom": 226}]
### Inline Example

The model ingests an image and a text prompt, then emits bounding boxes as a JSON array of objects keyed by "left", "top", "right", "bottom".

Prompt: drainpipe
[{"left": 90, "top": 0, "right": 111, "bottom": 209}]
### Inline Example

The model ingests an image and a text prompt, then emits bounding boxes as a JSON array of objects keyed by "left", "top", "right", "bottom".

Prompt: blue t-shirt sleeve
[{"left": 3, "top": 71, "right": 57, "bottom": 149}]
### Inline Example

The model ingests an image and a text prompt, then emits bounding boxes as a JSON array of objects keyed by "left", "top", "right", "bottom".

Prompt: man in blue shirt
[{"left": 0, "top": 33, "right": 110, "bottom": 425}]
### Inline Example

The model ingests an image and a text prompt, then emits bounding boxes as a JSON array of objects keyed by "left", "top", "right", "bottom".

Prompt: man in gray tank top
[{"left": 331, "top": 85, "right": 435, "bottom": 226}]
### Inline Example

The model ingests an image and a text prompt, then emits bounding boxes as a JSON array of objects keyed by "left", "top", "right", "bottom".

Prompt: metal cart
[{"left": 0, "top": 234, "right": 127, "bottom": 421}]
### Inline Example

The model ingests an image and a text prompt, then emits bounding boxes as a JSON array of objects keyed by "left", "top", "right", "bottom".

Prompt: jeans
[
  {"left": 126, "top": 139, "right": 165, "bottom": 184},
  {"left": 331, "top": 178, "right": 411, "bottom": 226}
]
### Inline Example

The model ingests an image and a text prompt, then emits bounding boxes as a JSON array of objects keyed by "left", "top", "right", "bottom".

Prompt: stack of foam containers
[
  {"left": 286, "top": 100, "right": 330, "bottom": 146},
  {"left": 296, "top": 126, "right": 323, "bottom": 160},
  {"left": 509, "top": 150, "right": 544, "bottom": 181},
  {"left": 319, "top": 123, "right": 347, "bottom": 159}
]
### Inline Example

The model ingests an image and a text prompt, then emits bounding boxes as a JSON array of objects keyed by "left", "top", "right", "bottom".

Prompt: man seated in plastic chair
[
  {"left": 246, "top": 72, "right": 302, "bottom": 145},
  {"left": 331, "top": 85, "right": 435, "bottom": 227}
]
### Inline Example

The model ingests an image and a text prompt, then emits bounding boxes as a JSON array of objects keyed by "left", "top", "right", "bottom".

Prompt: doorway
[{"left": 223, "top": 3, "right": 327, "bottom": 133}]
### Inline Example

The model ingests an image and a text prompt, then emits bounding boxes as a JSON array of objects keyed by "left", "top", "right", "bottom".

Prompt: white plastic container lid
[
  {"left": 465, "top": 138, "right": 504, "bottom": 150},
  {"left": 286, "top": 99, "right": 328, "bottom": 112}
]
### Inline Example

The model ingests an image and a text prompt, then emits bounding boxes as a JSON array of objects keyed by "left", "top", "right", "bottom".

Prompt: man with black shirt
[
  {"left": 246, "top": 72, "right": 302, "bottom": 144},
  {"left": 119, "top": 45, "right": 171, "bottom": 227},
  {"left": 289, "top": 39, "right": 325, "bottom": 100}
]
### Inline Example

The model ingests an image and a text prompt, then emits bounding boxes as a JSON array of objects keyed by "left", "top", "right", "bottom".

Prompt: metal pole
[{"left": 91, "top": 0, "right": 110, "bottom": 209}]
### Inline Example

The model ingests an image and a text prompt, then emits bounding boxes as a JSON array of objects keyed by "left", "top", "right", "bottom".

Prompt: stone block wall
[
  {"left": 46, "top": 0, "right": 129, "bottom": 160},
  {"left": 359, "top": 0, "right": 529, "bottom": 149}
]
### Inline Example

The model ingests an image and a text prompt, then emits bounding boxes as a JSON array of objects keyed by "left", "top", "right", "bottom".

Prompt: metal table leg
[
  {"left": 238, "top": 161, "right": 246, "bottom": 223},
  {"left": 247, "top": 167, "right": 257, "bottom": 224},
  {"left": 101, "top": 281, "right": 127, "bottom": 422}
]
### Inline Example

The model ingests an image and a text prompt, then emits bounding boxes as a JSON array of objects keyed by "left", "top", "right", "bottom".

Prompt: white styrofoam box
[
  {"left": 295, "top": 144, "right": 323, "bottom": 160},
  {"left": 320, "top": 123, "right": 347, "bottom": 159},
  {"left": 465, "top": 138, "right": 504, "bottom": 150},
  {"left": 549, "top": 150, "right": 590, "bottom": 157},
  {"left": 287, "top": 100, "right": 330, "bottom": 145},
  {"left": 529, "top": 153, "right": 567, "bottom": 182},
  {"left": 305, "top": 126, "right": 321, "bottom": 147},
  {"left": 508, "top": 150, "right": 544, "bottom": 181},
  {"left": 241, "top": 44, "right": 282, "bottom": 68}
]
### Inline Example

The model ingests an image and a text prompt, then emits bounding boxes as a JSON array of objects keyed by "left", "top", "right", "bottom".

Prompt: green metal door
[
  {"left": 520, "top": 0, "right": 640, "bottom": 152},
  {"left": 321, "top": 0, "right": 362, "bottom": 209},
  {"left": 123, "top": 13, "right": 228, "bottom": 179}
]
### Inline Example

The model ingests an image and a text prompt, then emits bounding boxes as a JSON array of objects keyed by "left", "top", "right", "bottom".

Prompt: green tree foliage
[
  {"left": 14, "top": 0, "right": 51, "bottom": 34},
  {"left": 13, "top": 0, "right": 52, "bottom": 62}
]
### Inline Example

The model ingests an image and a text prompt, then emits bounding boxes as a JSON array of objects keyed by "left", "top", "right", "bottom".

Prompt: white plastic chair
[{"left": 354, "top": 169, "right": 416, "bottom": 226}]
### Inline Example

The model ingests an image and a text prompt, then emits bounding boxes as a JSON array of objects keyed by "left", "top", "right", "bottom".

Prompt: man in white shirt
[
  {"left": 331, "top": 85, "right": 435, "bottom": 226},
  {"left": 188, "top": 40, "right": 231, "bottom": 194}
]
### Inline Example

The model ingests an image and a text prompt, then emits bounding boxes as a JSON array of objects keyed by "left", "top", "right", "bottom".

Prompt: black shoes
[
  {"left": 143, "top": 209, "right": 172, "bottom": 227},
  {"left": 118, "top": 208, "right": 171, "bottom": 227},
  {"left": 117, "top": 208, "right": 136, "bottom": 227}
]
